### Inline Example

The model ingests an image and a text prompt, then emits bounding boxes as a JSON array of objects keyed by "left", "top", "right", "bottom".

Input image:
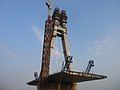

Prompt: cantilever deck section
[
  {"left": 27, "top": 70, "right": 107, "bottom": 85},
  {"left": 48, "top": 71, "right": 107, "bottom": 84}
]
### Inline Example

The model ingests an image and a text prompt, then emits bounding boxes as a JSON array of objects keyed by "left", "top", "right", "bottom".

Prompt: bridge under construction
[{"left": 27, "top": 1, "right": 107, "bottom": 90}]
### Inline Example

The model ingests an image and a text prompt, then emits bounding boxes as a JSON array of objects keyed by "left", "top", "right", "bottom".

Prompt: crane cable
[
  {"left": 51, "top": 38, "right": 63, "bottom": 72},
  {"left": 67, "top": 34, "right": 80, "bottom": 69}
]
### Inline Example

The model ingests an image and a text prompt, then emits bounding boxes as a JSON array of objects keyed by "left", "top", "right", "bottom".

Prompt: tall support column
[{"left": 38, "top": 7, "right": 74, "bottom": 90}]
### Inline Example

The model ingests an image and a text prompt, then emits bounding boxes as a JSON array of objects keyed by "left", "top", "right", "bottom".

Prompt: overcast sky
[{"left": 0, "top": 0, "right": 120, "bottom": 90}]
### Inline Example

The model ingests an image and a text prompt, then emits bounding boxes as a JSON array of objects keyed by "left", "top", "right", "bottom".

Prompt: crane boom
[{"left": 46, "top": 0, "right": 52, "bottom": 20}]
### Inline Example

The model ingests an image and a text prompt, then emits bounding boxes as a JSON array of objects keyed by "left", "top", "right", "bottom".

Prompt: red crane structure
[{"left": 27, "top": 1, "right": 107, "bottom": 90}]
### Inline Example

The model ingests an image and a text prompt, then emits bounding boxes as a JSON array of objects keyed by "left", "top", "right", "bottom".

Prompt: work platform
[{"left": 27, "top": 70, "right": 107, "bottom": 86}]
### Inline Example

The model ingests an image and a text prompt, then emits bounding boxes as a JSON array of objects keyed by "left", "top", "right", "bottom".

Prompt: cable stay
[{"left": 67, "top": 34, "right": 81, "bottom": 70}]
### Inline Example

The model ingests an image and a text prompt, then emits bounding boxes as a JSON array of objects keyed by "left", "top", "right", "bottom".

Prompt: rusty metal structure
[{"left": 27, "top": 1, "right": 107, "bottom": 90}]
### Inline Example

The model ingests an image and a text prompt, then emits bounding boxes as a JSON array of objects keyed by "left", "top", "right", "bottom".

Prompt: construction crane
[
  {"left": 85, "top": 60, "right": 94, "bottom": 73},
  {"left": 46, "top": 0, "right": 52, "bottom": 20}
]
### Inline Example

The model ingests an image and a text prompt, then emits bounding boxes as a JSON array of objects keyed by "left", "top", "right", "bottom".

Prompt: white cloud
[
  {"left": 106, "top": 25, "right": 120, "bottom": 33},
  {"left": 94, "top": 38, "right": 113, "bottom": 57},
  {"left": 31, "top": 25, "right": 44, "bottom": 44},
  {"left": 0, "top": 43, "right": 22, "bottom": 60},
  {"left": 89, "top": 26, "right": 120, "bottom": 59}
]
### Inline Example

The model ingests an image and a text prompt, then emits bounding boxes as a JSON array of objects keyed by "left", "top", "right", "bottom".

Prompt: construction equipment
[
  {"left": 46, "top": 0, "right": 52, "bottom": 20},
  {"left": 27, "top": 1, "right": 107, "bottom": 90},
  {"left": 34, "top": 72, "right": 38, "bottom": 80},
  {"left": 85, "top": 60, "right": 94, "bottom": 73}
]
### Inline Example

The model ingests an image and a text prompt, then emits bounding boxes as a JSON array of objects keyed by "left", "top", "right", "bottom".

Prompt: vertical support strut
[
  {"left": 38, "top": 13, "right": 54, "bottom": 90},
  {"left": 40, "top": 0, "right": 53, "bottom": 78},
  {"left": 40, "top": 19, "right": 54, "bottom": 77}
]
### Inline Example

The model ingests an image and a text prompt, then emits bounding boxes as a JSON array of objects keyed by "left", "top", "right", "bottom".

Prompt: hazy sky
[{"left": 0, "top": 0, "right": 120, "bottom": 90}]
